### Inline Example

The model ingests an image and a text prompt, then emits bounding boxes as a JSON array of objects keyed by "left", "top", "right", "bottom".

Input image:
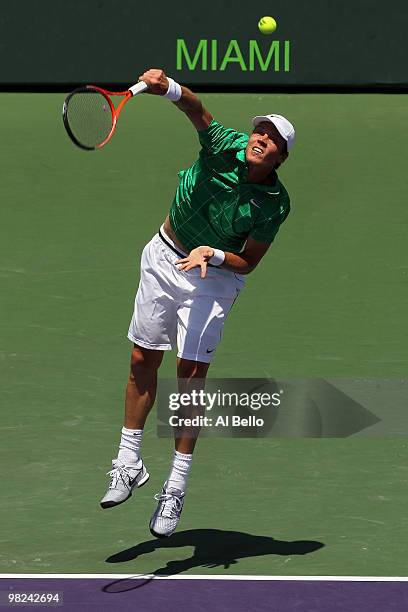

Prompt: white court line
[{"left": 1, "top": 574, "right": 408, "bottom": 581}]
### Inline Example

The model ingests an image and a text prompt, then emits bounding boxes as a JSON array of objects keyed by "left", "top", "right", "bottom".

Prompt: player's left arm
[
  {"left": 222, "top": 238, "right": 271, "bottom": 274},
  {"left": 176, "top": 238, "right": 271, "bottom": 278}
]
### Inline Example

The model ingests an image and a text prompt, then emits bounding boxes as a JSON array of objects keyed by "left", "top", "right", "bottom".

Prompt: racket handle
[{"left": 128, "top": 81, "right": 148, "bottom": 96}]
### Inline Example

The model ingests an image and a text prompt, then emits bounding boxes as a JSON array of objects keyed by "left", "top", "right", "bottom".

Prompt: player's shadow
[{"left": 105, "top": 528, "right": 324, "bottom": 577}]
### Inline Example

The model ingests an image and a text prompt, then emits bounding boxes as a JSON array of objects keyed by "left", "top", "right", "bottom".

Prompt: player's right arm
[
  {"left": 173, "top": 86, "right": 213, "bottom": 131},
  {"left": 138, "top": 68, "right": 213, "bottom": 131}
]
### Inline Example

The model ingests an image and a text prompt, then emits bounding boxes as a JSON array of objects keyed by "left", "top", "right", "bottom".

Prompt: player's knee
[
  {"left": 130, "top": 345, "right": 163, "bottom": 377},
  {"left": 177, "top": 358, "right": 210, "bottom": 380}
]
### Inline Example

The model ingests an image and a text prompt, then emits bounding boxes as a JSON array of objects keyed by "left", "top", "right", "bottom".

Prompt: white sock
[
  {"left": 166, "top": 451, "right": 193, "bottom": 492},
  {"left": 117, "top": 427, "right": 143, "bottom": 466}
]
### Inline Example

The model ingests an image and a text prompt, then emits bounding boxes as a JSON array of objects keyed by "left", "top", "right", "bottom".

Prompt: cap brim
[
  {"left": 251, "top": 115, "right": 293, "bottom": 151},
  {"left": 252, "top": 115, "right": 271, "bottom": 127}
]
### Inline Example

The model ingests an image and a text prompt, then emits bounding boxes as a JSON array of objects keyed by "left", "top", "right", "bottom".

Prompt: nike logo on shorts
[{"left": 206, "top": 348, "right": 215, "bottom": 353}]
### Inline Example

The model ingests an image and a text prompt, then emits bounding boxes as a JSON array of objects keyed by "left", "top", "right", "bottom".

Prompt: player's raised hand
[
  {"left": 138, "top": 69, "right": 169, "bottom": 95},
  {"left": 175, "top": 246, "right": 215, "bottom": 279}
]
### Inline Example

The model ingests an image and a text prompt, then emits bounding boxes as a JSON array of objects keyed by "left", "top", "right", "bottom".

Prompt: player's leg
[
  {"left": 100, "top": 233, "right": 177, "bottom": 509},
  {"left": 124, "top": 343, "right": 164, "bottom": 430},
  {"left": 149, "top": 357, "right": 209, "bottom": 538},
  {"left": 100, "top": 345, "right": 164, "bottom": 509},
  {"left": 174, "top": 358, "right": 210, "bottom": 454},
  {"left": 149, "top": 268, "right": 244, "bottom": 537}
]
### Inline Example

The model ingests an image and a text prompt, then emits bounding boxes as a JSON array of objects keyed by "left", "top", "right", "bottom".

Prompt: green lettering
[
  {"left": 249, "top": 40, "right": 280, "bottom": 71},
  {"left": 211, "top": 39, "right": 217, "bottom": 70},
  {"left": 284, "top": 41, "right": 290, "bottom": 71},
  {"left": 176, "top": 38, "right": 291, "bottom": 73},
  {"left": 176, "top": 39, "right": 207, "bottom": 71},
  {"left": 219, "top": 40, "right": 247, "bottom": 71}
]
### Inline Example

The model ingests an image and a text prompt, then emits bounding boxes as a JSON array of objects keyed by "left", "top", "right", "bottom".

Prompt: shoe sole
[
  {"left": 100, "top": 471, "right": 150, "bottom": 509},
  {"left": 149, "top": 526, "right": 170, "bottom": 539}
]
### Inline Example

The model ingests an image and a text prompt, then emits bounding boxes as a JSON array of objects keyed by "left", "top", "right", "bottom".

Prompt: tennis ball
[{"left": 258, "top": 16, "right": 277, "bottom": 35}]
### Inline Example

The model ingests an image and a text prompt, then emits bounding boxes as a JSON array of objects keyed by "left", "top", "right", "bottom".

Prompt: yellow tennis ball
[{"left": 258, "top": 16, "right": 277, "bottom": 35}]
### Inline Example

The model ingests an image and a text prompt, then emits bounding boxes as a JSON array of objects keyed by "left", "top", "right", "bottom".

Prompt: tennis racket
[{"left": 62, "top": 81, "right": 148, "bottom": 151}]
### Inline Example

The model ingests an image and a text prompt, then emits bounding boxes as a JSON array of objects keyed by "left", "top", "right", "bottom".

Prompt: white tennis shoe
[
  {"left": 149, "top": 483, "right": 185, "bottom": 538},
  {"left": 100, "top": 458, "right": 149, "bottom": 509}
]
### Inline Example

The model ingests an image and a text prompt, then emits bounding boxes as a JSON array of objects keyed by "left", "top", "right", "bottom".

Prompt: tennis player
[{"left": 100, "top": 69, "right": 295, "bottom": 538}]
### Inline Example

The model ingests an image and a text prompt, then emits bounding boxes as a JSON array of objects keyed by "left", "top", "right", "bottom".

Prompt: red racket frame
[
  {"left": 89, "top": 86, "right": 132, "bottom": 149},
  {"left": 63, "top": 82, "right": 146, "bottom": 151}
]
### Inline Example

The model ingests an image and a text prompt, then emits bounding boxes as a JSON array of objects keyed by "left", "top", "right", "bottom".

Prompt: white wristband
[
  {"left": 165, "top": 77, "right": 182, "bottom": 102},
  {"left": 209, "top": 248, "right": 225, "bottom": 267}
]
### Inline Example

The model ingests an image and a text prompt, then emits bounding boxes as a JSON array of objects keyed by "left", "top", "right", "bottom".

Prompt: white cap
[{"left": 252, "top": 114, "right": 295, "bottom": 151}]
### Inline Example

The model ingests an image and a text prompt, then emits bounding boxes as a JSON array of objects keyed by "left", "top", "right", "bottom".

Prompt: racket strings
[{"left": 65, "top": 89, "right": 113, "bottom": 149}]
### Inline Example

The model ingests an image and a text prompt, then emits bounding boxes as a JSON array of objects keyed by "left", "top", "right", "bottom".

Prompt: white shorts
[{"left": 127, "top": 229, "right": 245, "bottom": 363}]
